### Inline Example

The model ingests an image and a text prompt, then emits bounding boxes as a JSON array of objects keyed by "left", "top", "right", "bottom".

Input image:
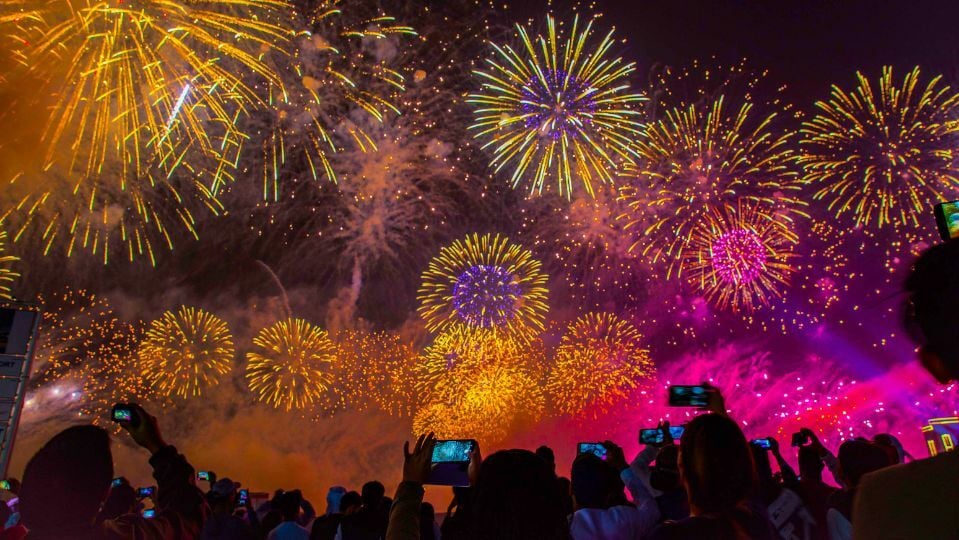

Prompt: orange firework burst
[
  {"left": 417, "top": 233, "right": 549, "bottom": 338},
  {"left": 685, "top": 200, "right": 798, "bottom": 312},
  {"left": 799, "top": 66, "right": 959, "bottom": 231},
  {"left": 335, "top": 330, "right": 421, "bottom": 417},
  {"left": 246, "top": 318, "right": 337, "bottom": 412},
  {"left": 547, "top": 312, "right": 654, "bottom": 418},
  {"left": 139, "top": 306, "right": 235, "bottom": 399}
]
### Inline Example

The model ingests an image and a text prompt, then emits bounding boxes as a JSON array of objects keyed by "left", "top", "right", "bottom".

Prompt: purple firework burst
[
  {"left": 710, "top": 228, "right": 767, "bottom": 285},
  {"left": 452, "top": 265, "right": 522, "bottom": 327}
]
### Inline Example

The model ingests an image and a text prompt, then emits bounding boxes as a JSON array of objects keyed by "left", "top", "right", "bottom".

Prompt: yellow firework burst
[
  {"left": 416, "top": 327, "right": 546, "bottom": 402},
  {"left": 139, "top": 306, "right": 234, "bottom": 399},
  {"left": 547, "top": 312, "right": 654, "bottom": 418},
  {"left": 246, "top": 318, "right": 337, "bottom": 412},
  {"left": 0, "top": 0, "right": 292, "bottom": 264},
  {"left": 468, "top": 14, "right": 646, "bottom": 197},
  {"left": 686, "top": 200, "right": 798, "bottom": 312},
  {"left": 250, "top": 1, "right": 415, "bottom": 199},
  {"left": 799, "top": 66, "right": 959, "bottom": 230},
  {"left": 618, "top": 64, "right": 805, "bottom": 279},
  {"left": 417, "top": 233, "right": 549, "bottom": 337}
]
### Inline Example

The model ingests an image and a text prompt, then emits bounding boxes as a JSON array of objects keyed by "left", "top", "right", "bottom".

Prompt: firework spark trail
[{"left": 468, "top": 14, "right": 646, "bottom": 197}]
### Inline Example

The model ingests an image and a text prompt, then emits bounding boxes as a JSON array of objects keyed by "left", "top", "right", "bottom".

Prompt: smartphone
[
  {"left": 935, "top": 200, "right": 959, "bottom": 240},
  {"left": 0, "top": 480, "right": 10, "bottom": 491},
  {"left": 668, "top": 385, "right": 712, "bottom": 407},
  {"left": 111, "top": 477, "right": 124, "bottom": 488},
  {"left": 197, "top": 471, "right": 212, "bottom": 481},
  {"left": 577, "top": 442, "right": 608, "bottom": 460},
  {"left": 426, "top": 439, "right": 476, "bottom": 487},
  {"left": 640, "top": 425, "right": 686, "bottom": 445},
  {"left": 751, "top": 438, "right": 772, "bottom": 450},
  {"left": 137, "top": 486, "right": 156, "bottom": 498},
  {"left": 143, "top": 508, "right": 156, "bottom": 518},
  {"left": 111, "top": 404, "right": 139, "bottom": 427},
  {"left": 791, "top": 432, "right": 810, "bottom": 447},
  {"left": 237, "top": 488, "right": 249, "bottom": 506}
]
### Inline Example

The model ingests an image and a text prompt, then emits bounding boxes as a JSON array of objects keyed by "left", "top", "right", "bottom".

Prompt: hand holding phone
[
  {"left": 111, "top": 404, "right": 140, "bottom": 428},
  {"left": 668, "top": 385, "right": 712, "bottom": 407},
  {"left": 237, "top": 488, "right": 249, "bottom": 507},
  {"left": 750, "top": 438, "right": 772, "bottom": 450},
  {"left": 137, "top": 486, "right": 156, "bottom": 498},
  {"left": 426, "top": 439, "right": 476, "bottom": 487},
  {"left": 577, "top": 442, "right": 608, "bottom": 460},
  {"left": 640, "top": 424, "right": 686, "bottom": 445}
]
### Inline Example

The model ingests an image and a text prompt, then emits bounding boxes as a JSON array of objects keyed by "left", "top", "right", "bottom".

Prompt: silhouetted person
[
  {"left": 338, "top": 481, "right": 388, "bottom": 540},
  {"left": 20, "top": 404, "right": 208, "bottom": 539},
  {"left": 418, "top": 503, "right": 439, "bottom": 540},
  {"left": 794, "top": 444, "right": 837, "bottom": 540},
  {"left": 826, "top": 440, "right": 890, "bottom": 540},
  {"left": 570, "top": 441, "right": 659, "bottom": 539},
  {"left": 312, "top": 488, "right": 357, "bottom": 540},
  {"left": 269, "top": 490, "right": 310, "bottom": 540},
  {"left": 201, "top": 478, "right": 255, "bottom": 540},
  {"left": 851, "top": 242, "right": 959, "bottom": 538},
  {"left": 536, "top": 445, "right": 574, "bottom": 517},
  {"left": 388, "top": 434, "right": 569, "bottom": 540},
  {"left": 649, "top": 413, "right": 775, "bottom": 540},
  {"left": 647, "top": 445, "right": 688, "bottom": 522}
]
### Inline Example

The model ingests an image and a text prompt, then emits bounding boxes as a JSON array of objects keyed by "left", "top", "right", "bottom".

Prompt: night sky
[{"left": 510, "top": 0, "right": 959, "bottom": 102}]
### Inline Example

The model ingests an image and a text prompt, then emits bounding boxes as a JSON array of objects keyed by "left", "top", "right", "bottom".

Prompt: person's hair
[
  {"left": 535, "top": 445, "right": 556, "bottom": 472},
  {"left": 361, "top": 480, "right": 385, "bottom": 509},
  {"left": 798, "top": 445, "right": 824, "bottom": 480},
  {"left": 837, "top": 440, "right": 890, "bottom": 487},
  {"left": 470, "top": 449, "right": 570, "bottom": 539},
  {"left": 276, "top": 489, "right": 303, "bottom": 521},
  {"left": 570, "top": 452, "right": 625, "bottom": 509},
  {"left": 905, "top": 239, "right": 959, "bottom": 379},
  {"left": 20, "top": 425, "right": 113, "bottom": 532},
  {"left": 97, "top": 483, "right": 137, "bottom": 523},
  {"left": 341, "top": 490, "right": 362, "bottom": 514},
  {"left": 420, "top": 502, "right": 436, "bottom": 540},
  {"left": 872, "top": 433, "right": 905, "bottom": 464},
  {"left": 679, "top": 413, "right": 757, "bottom": 514}
]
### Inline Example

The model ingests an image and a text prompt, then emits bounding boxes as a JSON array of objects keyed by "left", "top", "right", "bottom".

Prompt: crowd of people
[{"left": 9, "top": 237, "right": 959, "bottom": 539}]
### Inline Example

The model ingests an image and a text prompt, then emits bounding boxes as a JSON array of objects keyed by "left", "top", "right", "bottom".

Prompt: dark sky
[{"left": 508, "top": 0, "right": 959, "bottom": 102}]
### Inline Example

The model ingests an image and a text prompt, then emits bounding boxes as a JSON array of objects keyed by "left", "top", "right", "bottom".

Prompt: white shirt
[
  {"left": 570, "top": 467, "right": 661, "bottom": 540},
  {"left": 267, "top": 520, "right": 310, "bottom": 540}
]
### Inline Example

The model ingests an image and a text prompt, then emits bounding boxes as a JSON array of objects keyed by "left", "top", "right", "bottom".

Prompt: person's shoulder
[{"left": 861, "top": 452, "right": 959, "bottom": 489}]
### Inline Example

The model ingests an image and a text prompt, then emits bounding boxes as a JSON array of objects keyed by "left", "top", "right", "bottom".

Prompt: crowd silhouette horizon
[{"left": 8, "top": 240, "right": 959, "bottom": 539}]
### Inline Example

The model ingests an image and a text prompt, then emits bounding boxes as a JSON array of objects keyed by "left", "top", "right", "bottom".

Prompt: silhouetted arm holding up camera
[
  {"left": 769, "top": 438, "right": 800, "bottom": 488},
  {"left": 386, "top": 433, "right": 437, "bottom": 540},
  {"left": 105, "top": 404, "right": 209, "bottom": 539}
]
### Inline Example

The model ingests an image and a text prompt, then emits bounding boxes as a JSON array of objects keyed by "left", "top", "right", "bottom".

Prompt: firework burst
[
  {"left": 418, "top": 233, "right": 549, "bottom": 336},
  {"left": 246, "top": 318, "right": 337, "bottom": 412},
  {"left": 685, "top": 200, "right": 798, "bottom": 312},
  {"left": 468, "top": 14, "right": 645, "bottom": 197},
  {"left": 244, "top": 1, "right": 415, "bottom": 199},
  {"left": 799, "top": 66, "right": 959, "bottom": 230},
  {"left": 139, "top": 306, "right": 235, "bottom": 399},
  {"left": 0, "top": 0, "right": 292, "bottom": 264},
  {"left": 618, "top": 63, "right": 805, "bottom": 279},
  {"left": 547, "top": 312, "right": 654, "bottom": 418}
]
